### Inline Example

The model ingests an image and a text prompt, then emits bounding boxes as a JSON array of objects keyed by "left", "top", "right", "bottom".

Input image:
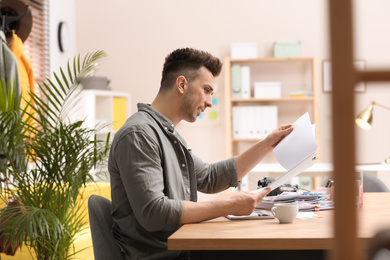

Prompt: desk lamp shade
[{"left": 355, "top": 103, "right": 373, "bottom": 130}]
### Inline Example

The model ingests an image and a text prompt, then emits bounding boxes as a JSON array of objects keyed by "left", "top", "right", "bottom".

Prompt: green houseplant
[{"left": 0, "top": 51, "right": 111, "bottom": 259}]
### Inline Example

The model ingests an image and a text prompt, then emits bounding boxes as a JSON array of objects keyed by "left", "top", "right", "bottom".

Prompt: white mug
[{"left": 271, "top": 203, "right": 299, "bottom": 224}]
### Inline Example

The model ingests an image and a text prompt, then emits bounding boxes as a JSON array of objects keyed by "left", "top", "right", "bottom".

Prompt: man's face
[{"left": 181, "top": 67, "right": 214, "bottom": 123}]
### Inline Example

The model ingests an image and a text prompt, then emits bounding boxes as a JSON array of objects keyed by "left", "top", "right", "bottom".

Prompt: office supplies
[
  {"left": 241, "top": 66, "right": 251, "bottom": 98},
  {"left": 231, "top": 64, "right": 242, "bottom": 98},
  {"left": 288, "top": 90, "right": 313, "bottom": 97},
  {"left": 295, "top": 212, "right": 322, "bottom": 220},
  {"left": 273, "top": 41, "right": 301, "bottom": 57},
  {"left": 258, "top": 177, "right": 300, "bottom": 196},
  {"left": 263, "top": 106, "right": 278, "bottom": 137},
  {"left": 253, "top": 106, "right": 263, "bottom": 139},
  {"left": 256, "top": 191, "right": 333, "bottom": 211},
  {"left": 231, "top": 42, "right": 258, "bottom": 59},
  {"left": 226, "top": 210, "right": 275, "bottom": 220},
  {"left": 254, "top": 82, "right": 281, "bottom": 98},
  {"left": 232, "top": 106, "right": 242, "bottom": 138},
  {"left": 356, "top": 171, "right": 363, "bottom": 208}
]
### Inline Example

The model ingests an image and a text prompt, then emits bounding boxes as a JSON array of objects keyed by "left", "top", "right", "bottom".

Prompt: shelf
[
  {"left": 224, "top": 56, "right": 320, "bottom": 159},
  {"left": 231, "top": 97, "right": 314, "bottom": 102},
  {"left": 230, "top": 57, "right": 315, "bottom": 63},
  {"left": 233, "top": 138, "right": 263, "bottom": 142},
  {"left": 81, "top": 89, "right": 130, "bottom": 98}
]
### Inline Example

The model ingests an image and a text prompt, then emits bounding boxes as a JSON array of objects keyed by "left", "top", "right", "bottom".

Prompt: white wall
[
  {"left": 74, "top": 0, "right": 328, "bottom": 163},
  {"left": 49, "top": 0, "right": 77, "bottom": 76},
  {"left": 46, "top": 0, "right": 390, "bottom": 188}
]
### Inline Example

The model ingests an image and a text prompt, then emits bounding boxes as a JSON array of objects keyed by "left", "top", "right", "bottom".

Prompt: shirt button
[
  {"left": 171, "top": 124, "right": 174, "bottom": 128},
  {"left": 181, "top": 163, "right": 186, "bottom": 168},
  {"left": 164, "top": 127, "right": 168, "bottom": 131},
  {"left": 186, "top": 188, "right": 190, "bottom": 194},
  {"left": 174, "top": 140, "right": 177, "bottom": 144}
]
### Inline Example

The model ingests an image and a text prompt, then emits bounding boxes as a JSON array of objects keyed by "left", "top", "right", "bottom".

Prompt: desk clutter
[
  {"left": 256, "top": 191, "right": 334, "bottom": 212},
  {"left": 256, "top": 176, "right": 334, "bottom": 211}
]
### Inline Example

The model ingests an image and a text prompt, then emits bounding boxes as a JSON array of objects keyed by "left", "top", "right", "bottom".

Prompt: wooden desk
[{"left": 168, "top": 193, "right": 390, "bottom": 251}]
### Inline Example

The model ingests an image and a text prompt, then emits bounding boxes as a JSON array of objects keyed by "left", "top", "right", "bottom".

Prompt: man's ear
[{"left": 176, "top": 76, "right": 187, "bottom": 94}]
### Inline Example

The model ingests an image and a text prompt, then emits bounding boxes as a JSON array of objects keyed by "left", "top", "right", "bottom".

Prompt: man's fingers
[
  {"left": 280, "top": 124, "right": 293, "bottom": 130},
  {"left": 282, "top": 125, "right": 293, "bottom": 134},
  {"left": 255, "top": 187, "right": 270, "bottom": 203}
]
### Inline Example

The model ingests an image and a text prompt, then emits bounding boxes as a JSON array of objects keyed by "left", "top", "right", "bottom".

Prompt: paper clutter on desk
[
  {"left": 256, "top": 192, "right": 334, "bottom": 212},
  {"left": 296, "top": 212, "right": 322, "bottom": 220}
]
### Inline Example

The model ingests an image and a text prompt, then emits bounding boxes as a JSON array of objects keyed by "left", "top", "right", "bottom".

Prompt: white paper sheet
[
  {"left": 273, "top": 112, "right": 317, "bottom": 171},
  {"left": 251, "top": 112, "right": 318, "bottom": 193}
]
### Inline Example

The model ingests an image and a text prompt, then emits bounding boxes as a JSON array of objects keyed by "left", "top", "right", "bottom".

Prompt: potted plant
[{"left": 0, "top": 51, "right": 111, "bottom": 259}]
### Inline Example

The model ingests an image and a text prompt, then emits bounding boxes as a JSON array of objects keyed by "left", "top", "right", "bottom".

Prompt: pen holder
[
  {"left": 356, "top": 171, "right": 364, "bottom": 208},
  {"left": 316, "top": 186, "right": 334, "bottom": 201},
  {"left": 318, "top": 173, "right": 363, "bottom": 208}
]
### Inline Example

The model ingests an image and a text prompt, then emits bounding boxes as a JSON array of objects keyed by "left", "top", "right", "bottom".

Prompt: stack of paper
[{"left": 256, "top": 192, "right": 334, "bottom": 211}]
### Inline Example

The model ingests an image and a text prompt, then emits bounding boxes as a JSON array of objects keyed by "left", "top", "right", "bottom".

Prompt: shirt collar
[{"left": 137, "top": 103, "right": 176, "bottom": 133}]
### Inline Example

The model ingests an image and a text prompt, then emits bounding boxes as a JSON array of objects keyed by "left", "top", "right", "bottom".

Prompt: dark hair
[{"left": 159, "top": 48, "right": 222, "bottom": 93}]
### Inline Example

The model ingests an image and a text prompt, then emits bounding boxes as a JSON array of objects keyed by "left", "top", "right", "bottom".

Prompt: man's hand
[
  {"left": 264, "top": 124, "right": 293, "bottom": 148},
  {"left": 226, "top": 187, "right": 270, "bottom": 216}
]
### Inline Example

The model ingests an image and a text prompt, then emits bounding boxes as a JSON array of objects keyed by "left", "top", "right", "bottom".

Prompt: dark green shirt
[{"left": 108, "top": 103, "right": 238, "bottom": 260}]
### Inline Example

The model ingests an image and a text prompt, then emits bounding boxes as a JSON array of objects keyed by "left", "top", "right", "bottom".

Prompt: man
[{"left": 108, "top": 48, "right": 293, "bottom": 259}]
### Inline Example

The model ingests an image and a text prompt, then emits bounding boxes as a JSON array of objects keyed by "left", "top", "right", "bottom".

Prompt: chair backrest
[
  {"left": 367, "top": 228, "right": 390, "bottom": 260},
  {"left": 321, "top": 172, "right": 389, "bottom": 192},
  {"left": 88, "top": 194, "right": 124, "bottom": 260},
  {"left": 363, "top": 172, "right": 390, "bottom": 192}
]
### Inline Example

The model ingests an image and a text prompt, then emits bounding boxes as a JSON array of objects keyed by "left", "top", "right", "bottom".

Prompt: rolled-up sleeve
[
  {"left": 192, "top": 153, "right": 239, "bottom": 193},
  {"left": 113, "top": 129, "right": 183, "bottom": 232}
]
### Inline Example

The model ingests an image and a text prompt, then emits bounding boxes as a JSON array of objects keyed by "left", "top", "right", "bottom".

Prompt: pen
[{"left": 325, "top": 179, "right": 334, "bottom": 188}]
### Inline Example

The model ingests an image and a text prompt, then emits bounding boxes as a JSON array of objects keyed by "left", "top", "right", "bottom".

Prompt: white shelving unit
[
  {"left": 70, "top": 89, "right": 131, "bottom": 139},
  {"left": 224, "top": 57, "right": 320, "bottom": 159},
  {"left": 224, "top": 57, "right": 319, "bottom": 191}
]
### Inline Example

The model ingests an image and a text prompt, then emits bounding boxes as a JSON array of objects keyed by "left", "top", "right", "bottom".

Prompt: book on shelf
[
  {"left": 231, "top": 65, "right": 251, "bottom": 98},
  {"left": 241, "top": 66, "right": 251, "bottom": 98},
  {"left": 231, "top": 64, "right": 242, "bottom": 98},
  {"left": 232, "top": 105, "right": 278, "bottom": 139}
]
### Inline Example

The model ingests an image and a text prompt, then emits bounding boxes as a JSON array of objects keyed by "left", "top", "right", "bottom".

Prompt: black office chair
[
  {"left": 367, "top": 228, "right": 390, "bottom": 260},
  {"left": 364, "top": 174, "right": 390, "bottom": 260},
  {"left": 88, "top": 195, "right": 124, "bottom": 260}
]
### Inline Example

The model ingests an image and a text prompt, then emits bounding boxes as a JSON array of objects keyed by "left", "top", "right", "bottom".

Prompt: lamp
[
  {"left": 356, "top": 101, "right": 390, "bottom": 163},
  {"left": 355, "top": 101, "right": 390, "bottom": 130}
]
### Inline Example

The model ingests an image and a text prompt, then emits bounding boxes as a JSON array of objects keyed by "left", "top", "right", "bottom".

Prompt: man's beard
[{"left": 181, "top": 88, "right": 199, "bottom": 123}]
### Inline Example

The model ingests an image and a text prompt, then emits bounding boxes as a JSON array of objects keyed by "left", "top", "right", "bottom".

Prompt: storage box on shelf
[{"left": 224, "top": 57, "right": 320, "bottom": 190}]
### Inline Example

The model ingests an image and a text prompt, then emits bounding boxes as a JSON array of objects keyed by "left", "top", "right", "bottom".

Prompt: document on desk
[{"left": 252, "top": 112, "right": 318, "bottom": 193}]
